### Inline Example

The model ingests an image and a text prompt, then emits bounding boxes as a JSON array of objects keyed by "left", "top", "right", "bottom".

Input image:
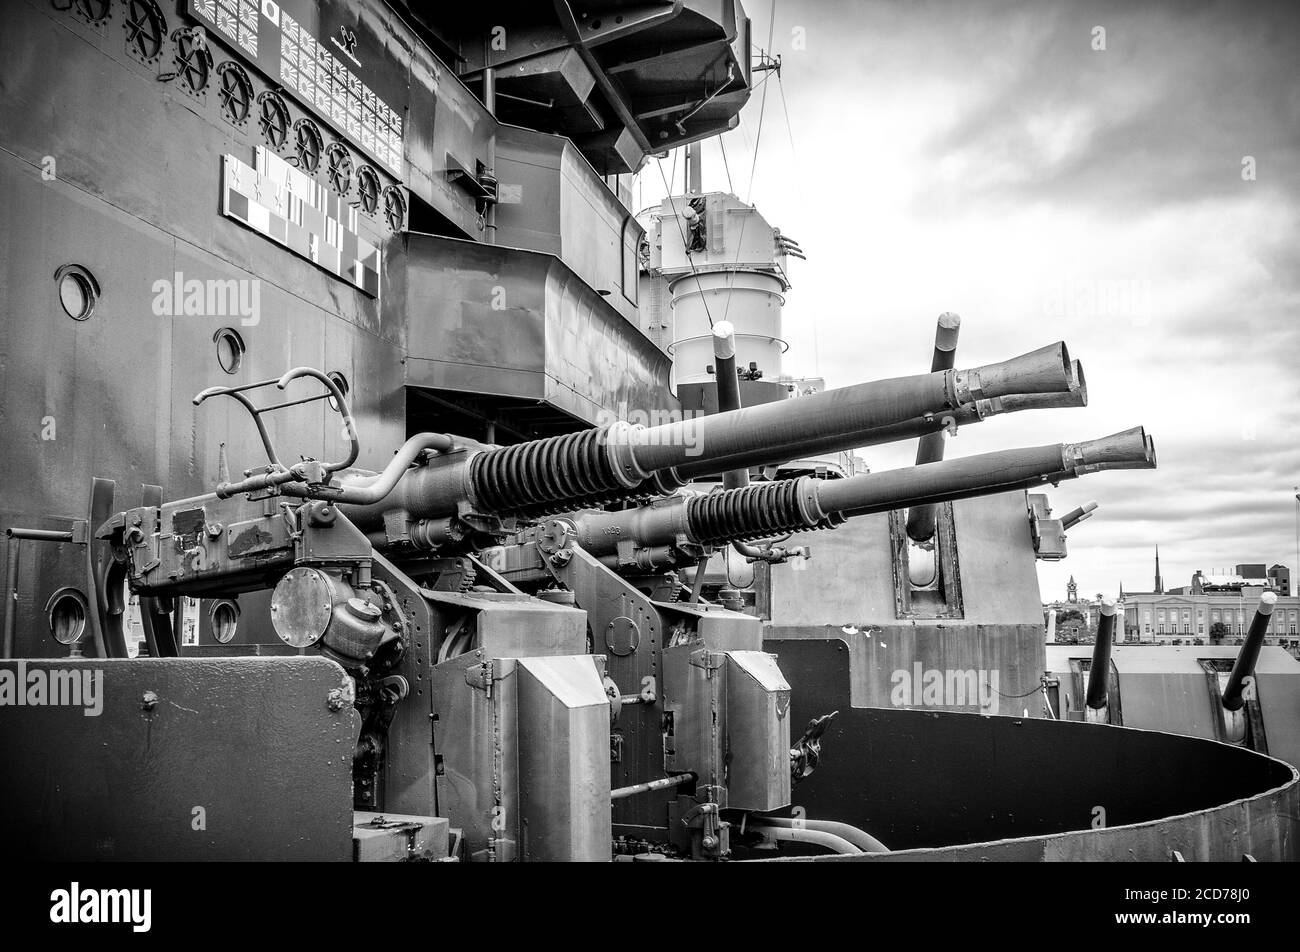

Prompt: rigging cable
[
  {"left": 718, "top": 133, "right": 735, "bottom": 194},
  {"left": 721, "top": 0, "right": 778, "bottom": 328},
  {"left": 775, "top": 65, "right": 818, "bottom": 376}
]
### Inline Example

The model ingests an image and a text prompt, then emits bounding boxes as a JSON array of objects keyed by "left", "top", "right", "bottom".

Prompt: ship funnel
[
  {"left": 1086, "top": 599, "right": 1118, "bottom": 710},
  {"left": 1222, "top": 592, "right": 1277, "bottom": 712}
]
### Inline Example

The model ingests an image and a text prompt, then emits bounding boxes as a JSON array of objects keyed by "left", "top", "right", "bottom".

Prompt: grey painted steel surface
[
  {"left": 768, "top": 639, "right": 1298, "bottom": 861},
  {"left": 516, "top": 656, "right": 615, "bottom": 862},
  {"left": 402, "top": 234, "right": 674, "bottom": 425},
  {"left": 431, "top": 652, "right": 613, "bottom": 862},
  {"left": 767, "top": 493, "right": 1047, "bottom": 627},
  {"left": 763, "top": 493, "right": 1049, "bottom": 713},
  {"left": 0, "top": 657, "right": 358, "bottom": 860},
  {"left": 1045, "top": 645, "right": 1300, "bottom": 768},
  {"left": 492, "top": 124, "right": 643, "bottom": 327}
]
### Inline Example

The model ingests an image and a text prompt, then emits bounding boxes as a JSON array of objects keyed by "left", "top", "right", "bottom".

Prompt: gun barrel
[
  {"left": 711, "top": 322, "right": 749, "bottom": 491},
  {"left": 344, "top": 341, "right": 1079, "bottom": 522},
  {"left": 1222, "top": 592, "right": 1277, "bottom": 712},
  {"left": 1061, "top": 500, "right": 1099, "bottom": 530},
  {"left": 1086, "top": 599, "right": 1117, "bottom": 709},
  {"left": 571, "top": 427, "right": 1155, "bottom": 553},
  {"left": 674, "top": 358, "right": 1088, "bottom": 482},
  {"left": 906, "top": 313, "right": 961, "bottom": 542},
  {"left": 825, "top": 427, "right": 1153, "bottom": 520},
  {"left": 620, "top": 341, "right": 1075, "bottom": 477}
]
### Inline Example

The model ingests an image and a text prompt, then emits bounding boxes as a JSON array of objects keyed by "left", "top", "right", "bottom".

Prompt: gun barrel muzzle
[
  {"left": 1086, "top": 599, "right": 1117, "bottom": 709},
  {"left": 1222, "top": 592, "right": 1277, "bottom": 712},
  {"left": 1061, "top": 500, "right": 1099, "bottom": 530}
]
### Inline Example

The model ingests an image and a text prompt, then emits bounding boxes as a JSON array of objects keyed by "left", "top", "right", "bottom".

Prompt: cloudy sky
[{"left": 635, "top": 0, "right": 1300, "bottom": 601}]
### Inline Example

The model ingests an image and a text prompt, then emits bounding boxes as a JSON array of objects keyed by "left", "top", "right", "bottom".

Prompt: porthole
[
  {"left": 171, "top": 27, "right": 212, "bottom": 94},
  {"left": 122, "top": 0, "right": 165, "bottom": 62},
  {"left": 293, "top": 118, "right": 324, "bottom": 171},
  {"left": 326, "top": 371, "right": 349, "bottom": 411},
  {"left": 213, "top": 327, "right": 245, "bottom": 375},
  {"left": 69, "top": 0, "right": 111, "bottom": 24},
  {"left": 54, "top": 264, "right": 100, "bottom": 321},
  {"left": 45, "top": 587, "right": 89, "bottom": 646},
  {"left": 356, "top": 165, "right": 380, "bottom": 214},
  {"left": 325, "top": 142, "right": 353, "bottom": 195},
  {"left": 257, "top": 90, "right": 291, "bottom": 150},
  {"left": 382, "top": 185, "right": 407, "bottom": 233},
  {"left": 217, "top": 61, "right": 254, "bottom": 126},
  {"left": 209, "top": 599, "right": 239, "bottom": 644}
]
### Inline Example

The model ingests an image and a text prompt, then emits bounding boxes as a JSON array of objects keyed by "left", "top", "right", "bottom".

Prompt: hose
[{"left": 750, "top": 815, "right": 888, "bottom": 853}]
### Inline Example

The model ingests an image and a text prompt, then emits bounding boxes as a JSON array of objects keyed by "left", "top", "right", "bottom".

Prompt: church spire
[{"left": 1154, "top": 546, "right": 1163, "bottom": 595}]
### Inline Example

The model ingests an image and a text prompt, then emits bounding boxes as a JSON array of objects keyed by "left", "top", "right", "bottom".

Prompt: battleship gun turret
[{"left": 100, "top": 341, "right": 1085, "bottom": 598}]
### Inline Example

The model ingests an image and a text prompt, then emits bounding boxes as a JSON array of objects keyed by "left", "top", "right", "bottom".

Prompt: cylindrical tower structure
[{"left": 669, "top": 271, "right": 787, "bottom": 384}]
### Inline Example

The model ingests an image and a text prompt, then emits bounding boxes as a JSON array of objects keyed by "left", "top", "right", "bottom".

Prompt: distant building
[
  {"left": 1269, "top": 564, "right": 1292, "bottom": 597},
  {"left": 1121, "top": 553, "right": 1299, "bottom": 657},
  {"left": 1043, "top": 575, "right": 1105, "bottom": 642}
]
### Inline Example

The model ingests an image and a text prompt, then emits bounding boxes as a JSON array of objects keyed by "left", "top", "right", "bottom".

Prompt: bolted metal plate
[
  {"left": 0, "top": 658, "right": 357, "bottom": 860},
  {"left": 605, "top": 615, "right": 640, "bottom": 656},
  {"left": 271, "top": 567, "right": 335, "bottom": 648}
]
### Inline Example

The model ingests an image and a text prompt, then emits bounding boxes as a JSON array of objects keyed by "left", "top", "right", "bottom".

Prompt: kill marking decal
[
  {"left": 189, "top": 0, "right": 404, "bottom": 175},
  {"left": 221, "top": 147, "right": 381, "bottom": 298}
]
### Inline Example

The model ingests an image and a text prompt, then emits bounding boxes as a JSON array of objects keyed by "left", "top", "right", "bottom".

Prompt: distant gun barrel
[
  {"left": 906, "top": 313, "right": 961, "bottom": 542},
  {"left": 1061, "top": 500, "right": 1099, "bottom": 529},
  {"left": 711, "top": 322, "right": 749, "bottom": 491},
  {"left": 569, "top": 427, "right": 1155, "bottom": 555},
  {"left": 1086, "top": 599, "right": 1118, "bottom": 710},
  {"left": 342, "top": 340, "right": 1080, "bottom": 524},
  {"left": 1221, "top": 592, "right": 1277, "bottom": 712}
]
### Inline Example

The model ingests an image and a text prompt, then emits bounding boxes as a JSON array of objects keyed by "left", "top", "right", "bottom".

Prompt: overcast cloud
[{"left": 636, "top": 0, "right": 1300, "bottom": 601}]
